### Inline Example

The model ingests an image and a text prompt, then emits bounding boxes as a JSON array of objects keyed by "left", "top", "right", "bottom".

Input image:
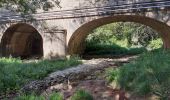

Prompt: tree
[
  {"left": 86, "top": 22, "right": 160, "bottom": 47},
  {"left": 0, "top": 0, "right": 61, "bottom": 13}
]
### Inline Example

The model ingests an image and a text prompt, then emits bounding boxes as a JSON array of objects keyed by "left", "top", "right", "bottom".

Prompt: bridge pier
[{"left": 42, "top": 30, "right": 67, "bottom": 59}]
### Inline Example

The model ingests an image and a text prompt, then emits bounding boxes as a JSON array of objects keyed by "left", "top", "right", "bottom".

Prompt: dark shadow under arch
[
  {"left": 68, "top": 15, "right": 170, "bottom": 55},
  {"left": 1, "top": 23, "right": 43, "bottom": 59}
]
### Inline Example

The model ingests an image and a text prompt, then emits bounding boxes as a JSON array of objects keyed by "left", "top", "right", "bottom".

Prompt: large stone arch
[
  {"left": 0, "top": 23, "right": 43, "bottom": 59},
  {"left": 68, "top": 15, "right": 170, "bottom": 55}
]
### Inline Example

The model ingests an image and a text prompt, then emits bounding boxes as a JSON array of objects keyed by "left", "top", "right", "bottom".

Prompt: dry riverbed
[{"left": 21, "top": 56, "right": 136, "bottom": 100}]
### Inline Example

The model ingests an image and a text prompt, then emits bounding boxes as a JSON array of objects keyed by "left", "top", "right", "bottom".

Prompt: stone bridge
[{"left": 0, "top": 0, "right": 170, "bottom": 59}]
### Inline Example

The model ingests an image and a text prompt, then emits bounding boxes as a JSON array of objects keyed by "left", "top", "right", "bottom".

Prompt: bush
[
  {"left": 108, "top": 50, "right": 170, "bottom": 99},
  {"left": 147, "top": 38, "right": 163, "bottom": 50},
  {"left": 0, "top": 57, "right": 81, "bottom": 95},
  {"left": 86, "top": 22, "right": 160, "bottom": 48},
  {"left": 85, "top": 44, "right": 146, "bottom": 56},
  {"left": 71, "top": 89, "right": 93, "bottom": 100}
]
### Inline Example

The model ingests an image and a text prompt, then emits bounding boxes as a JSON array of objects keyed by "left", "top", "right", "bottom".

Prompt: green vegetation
[
  {"left": 0, "top": 0, "right": 61, "bottom": 14},
  {"left": 15, "top": 92, "right": 63, "bottom": 100},
  {"left": 85, "top": 22, "right": 163, "bottom": 55},
  {"left": 16, "top": 89, "right": 93, "bottom": 100},
  {"left": 86, "top": 22, "right": 160, "bottom": 47},
  {"left": 108, "top": 50, "right": 170, "bottom": 99},
  {"left": 49, "top": 92, "right": 64, "bottom": 100},
  {"left": 147, "top": 38, "right": 163, "bottom": 50},
  {"left": 15, "top": 94, "right": 45, "bottom": 100},
  {"left": 0, "top": 57, "right": 81, "bottom": 95},
  {"left": 85, "top": 43, "right": 147, "bottom": 56},
  {"left": 71, "top": 89, "right": 93, "bottom": 100}
]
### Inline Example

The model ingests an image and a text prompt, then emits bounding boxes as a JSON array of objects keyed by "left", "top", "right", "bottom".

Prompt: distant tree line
[{"left": 86, "top": 22, "right": 160, "bottom": 48}]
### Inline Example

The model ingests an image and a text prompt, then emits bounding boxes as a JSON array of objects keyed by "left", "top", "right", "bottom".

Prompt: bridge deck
[{"left": 0, "top": 0, "right": 170, "bottom": 23}]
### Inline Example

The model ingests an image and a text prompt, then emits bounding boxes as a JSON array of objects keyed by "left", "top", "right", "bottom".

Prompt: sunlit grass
[{"left": 108, "top": 49, "right": 170, "bottom": 99}]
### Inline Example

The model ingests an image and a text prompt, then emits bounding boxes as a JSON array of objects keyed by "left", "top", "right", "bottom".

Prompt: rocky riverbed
[{"left": 20, "top": 56, "right": 137, "bottom": 100}]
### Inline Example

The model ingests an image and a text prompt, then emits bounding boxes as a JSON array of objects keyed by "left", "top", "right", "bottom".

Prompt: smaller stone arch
[{"left": 0, "top": 23, "right": 43, "bottom": 59}]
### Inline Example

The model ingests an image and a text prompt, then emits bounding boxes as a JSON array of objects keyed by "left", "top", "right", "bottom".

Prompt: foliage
[
  {"left": 0, "top": 57, "right": 81, "bottom": 95},
  {"left": 15, "top": 92, "right": 63, "bottom": 100},
  {"left": 147, "top": 38, "right": 163, "bottom": 50},
  {"left": 108, "top": 50, "right": 170, "bottom": 99},
  {"left": 86, "top": 22, "right": 160, "bottom": 47},
  {"left": 71, "top": 89, "right": 93, "bottom": 100},
  {"left": 85, "top": 22, "right": 162, "bottom": 55},
  {"left": 0, "top": 0, "right": 61, "bottom": 13},
  {"left": 85, "top": 43, "right": 146, "bottom": 56}
]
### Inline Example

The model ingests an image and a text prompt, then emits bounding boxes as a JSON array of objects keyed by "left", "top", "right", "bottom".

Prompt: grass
[
  {"left": 15, "top": 89, "right": 93, "bottom": 100},
  {"left": 71, "top": 89, "right": 93, "bottom": 100},
  {"left": 108, "top": 49, "right": 170, "bottom": 99},
  {"left": 0, "top": 57, "right": 81, "bottom": 95},
  {"left": 15, "top": 92, "right": 63, "bottom": 100}
]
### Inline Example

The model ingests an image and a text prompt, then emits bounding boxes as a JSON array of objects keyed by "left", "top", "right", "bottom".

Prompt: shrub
[
  {"left": 85, "top": 44, "right": 146, "bottom": 56},
  {"left": 108, "top": 50, "right": 170, "bottom": 99},
  {"left": 147, "top": 38, "right": 163, "bottom": 50},
  {"left": 71, "top": 89, "right": 93, "bottom": 100},
  {"left": 0, "top": 57, "right": 81, "bottom": 95}
]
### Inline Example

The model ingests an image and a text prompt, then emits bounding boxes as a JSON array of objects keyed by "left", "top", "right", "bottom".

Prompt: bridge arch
[
  {"left": 1, "top": 23, "right": 43, "bottom": 59},
  {"left": 68, "top": 15, "right": 170, "bottom": 55}
]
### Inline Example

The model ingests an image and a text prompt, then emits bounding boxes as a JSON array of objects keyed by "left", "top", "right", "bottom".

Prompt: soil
[{"left": 41, "top": 56, "right": 137, "bottom": 100}]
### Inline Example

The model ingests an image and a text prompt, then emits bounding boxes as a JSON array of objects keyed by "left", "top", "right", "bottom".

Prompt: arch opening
[
  {"left": 1, "top": 23, "right": 43, "bottom": 59},
  {"left": 68, "top": 15, "right": 170, "bottom": 55},
  {"left": 83, "top": 22, "right": 163, "bottom": 59}
]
